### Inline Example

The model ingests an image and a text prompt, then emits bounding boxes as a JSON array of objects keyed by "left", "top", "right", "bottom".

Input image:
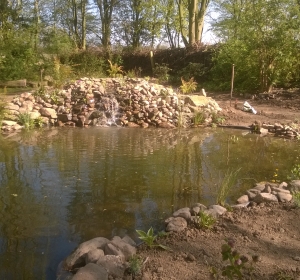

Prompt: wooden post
[
  {"left": 150, "top": 51, "right": 154, "bottom": 75},
  {"left": 230, "top": 64, "right": 235, "bottom": 107}
]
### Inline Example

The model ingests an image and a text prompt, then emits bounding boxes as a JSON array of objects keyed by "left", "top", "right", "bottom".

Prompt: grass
[
  {"left": 195, "top": 211, "right": 216, "bottom": 229},
  {"left": 216, "top": 168, "right": 241, "bottom": 206},
  {"left": 17, "top": 112, "right": 35, "bottom": 129}
]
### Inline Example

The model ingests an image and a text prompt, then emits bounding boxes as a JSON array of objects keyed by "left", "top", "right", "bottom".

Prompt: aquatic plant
[
  {"left": 194, "top": 111, "right": 205, "bottom": 125},
  {"left": 216, "top": 168, "right": 241, "bottom": 206},
  {"left": 287, "top": 163, "right": 300, "bottom": 180},
  {"left": 18, "top": 112, "right": 35, "bottom": 129}
]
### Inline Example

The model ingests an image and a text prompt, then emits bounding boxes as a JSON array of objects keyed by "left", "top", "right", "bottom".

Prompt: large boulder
[
  {"left": 71, "top": 263, "right": 108, "bottom": 280},
  {"left": 64, "top": 237, "right": 109, "bottom": 270}
]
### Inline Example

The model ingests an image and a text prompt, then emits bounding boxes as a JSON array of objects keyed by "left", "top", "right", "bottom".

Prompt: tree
[
  {"left": 177, "top": 0, "right": 210, "bottom": 47},
  {"left": 95, "top": 0, "right": 120, "bottom": 50},
  {"left": 212, "top": 0, "right": 300, "bottom": 92}
]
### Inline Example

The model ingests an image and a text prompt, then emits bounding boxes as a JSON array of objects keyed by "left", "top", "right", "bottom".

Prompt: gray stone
[
  {"left": 2, "top": 120, "right": 17, "bottom": 126},
  {"left": 279, "top": 182, "right": 288, "bottom": 189},
  {"left": 288, "top": 180, "right": 300, "bottom": 192},
  {"left": 173, "top": 207, "right": 191, "bottom": 221},
  {"left": 247, "top": 188, "right": 261, "bottom": 199},
  {"left": 277, "top": 192, "right": 293, "bottom": 202},
  {"left": 71, "top": 263, "right": 108, "bottom": 280},
  {"left": 236, "top": 195, "right": 249, "bottom": 204},
  {"left": 40, "top": 107, "right": 57, "bottom": 119},
  {"left": 104, "top": 243, "right": 125, "bottom": 259},
  {"left": 5, "top": 103, "right": 19, "bottom": 111},
  {"left": 166, "top": 217, "right": 187, "bottom": 232},
  {"left": 252, "top": 193, "right": 278, "bottom": 203},
  {"left": 122, "top": 235, "right": 136, "bottom": 247},
  {"left": 232, "top": 202, "right": 250, "bottom": 209},
  {"left": 208, "top": 205, "right": 227, "bottom": 215},
  {"left": 85, "top": 249, "right": 105, "bottom": 264},
  {"left": 29, "top": 111, "right": 41, "bottom": 119},
  {"left": 271, "top": 186, "right": 290, "bottom": 194},
  {"left": 190, "top": 203, "right": 207, "bottom": 215},
  {"left": 262, "top": 185, "right": 271, "bottom": 193},
  {"left": 254, "top": 182, "right": 267, "bottom": 191},
  {"left": 64, "top": 237, "right": 109, "bottom": 270},
  {"left": 96, "top": 255, "right": 126, "bottom": 278},
  {"left": 110, "top": 236, "right": 136, "bottom": 260}
]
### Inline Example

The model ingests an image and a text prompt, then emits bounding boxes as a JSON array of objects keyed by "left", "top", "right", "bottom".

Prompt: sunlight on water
[{"left": 0, "top": 127, "right": 299, "bottom": 279}]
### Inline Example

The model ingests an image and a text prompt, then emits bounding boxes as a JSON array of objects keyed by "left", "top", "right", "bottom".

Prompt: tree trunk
[{"left": 188, "top": 0, "right": 197, "bottom": 46}]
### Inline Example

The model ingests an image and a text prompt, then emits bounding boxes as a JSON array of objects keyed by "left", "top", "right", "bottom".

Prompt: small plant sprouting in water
[
  {"left": 211, "top": 238, "right": 257, "bottom": 279},
  {"left": 194, "top": 111, "right": 205, "bottom": 125},
  {"left": 179, "top": 77, "right": 197, "bottom": 94},
  {"left": 195, "top": 211, "right": 216, "bottom": 229},
  {"left": 216, "top": 168, "right": 241, "bottom": 206},
  {"left": 136, "top": 227, "right": 170, "bottom": 251},
  {"left": 18, "top": 112, "right": 35, "bottom": 129}
]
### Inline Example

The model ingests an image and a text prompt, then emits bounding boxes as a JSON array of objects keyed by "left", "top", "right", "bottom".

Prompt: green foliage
[
  {"left": 179, "top": 77, "right": 198, "bottom": 94},
  {"left": 193, "top": 111, "right": 205, "bottom": 125},
  {"left": 136, "top": 227, "right": 170, "bottom": 250},
  {"left": 34, "top": 117, "right": 45, "bottom": 128},
  {"left": 292, "top": 192, "right": 300, "bottom": 208},
  {"left": 216, "top": 168, "right": 241, "bottom": 206},
  {"left": 217, "top": 238, "right": 256, "bottom": 279},
  {"left": 153, "top": 63, "right": 171, "bottom": 82},
  {"left": 108, "top": 59, "right": 124, "bottom": 78},
  {"left": 195, "top": 211, "right": 216, "bottom": 229},
  {"left": 0, "top": 94, "right": 7, "bottom": 125},
  {"left": 287, "top": 164, "right": 300, "bottom": 180},
  {"left": 211, "top": 0, "right": 300, "bottom": 92},
  {"left": 211, "top": 112, "right": 225, "bottom": 125},
  {"left": 17, "top": 112, "right": 35, "bottom": 130},
  {"left": 128, "top": 255, "right": 143, "bottom": 276},
  {"left": 177, "top": 62, "right": 207, "bottom": 81}
]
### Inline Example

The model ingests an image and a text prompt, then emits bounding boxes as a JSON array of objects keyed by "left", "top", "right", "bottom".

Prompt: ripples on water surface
[{"left": 0, "top": 127, "right": 299, "bottom": 279}]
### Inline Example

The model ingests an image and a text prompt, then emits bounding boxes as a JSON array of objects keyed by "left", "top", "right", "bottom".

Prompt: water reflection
[{"left": 0, "top": 127, "right": 299, "bottom": 279}]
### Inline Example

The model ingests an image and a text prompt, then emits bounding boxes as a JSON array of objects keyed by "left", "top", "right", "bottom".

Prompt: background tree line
[{"left": 0, "top": 0, "right": 300, "bottom": 92}]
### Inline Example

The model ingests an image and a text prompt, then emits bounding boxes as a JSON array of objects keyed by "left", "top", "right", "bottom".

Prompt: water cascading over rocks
[{"left": 1, "top": 77, "right": 223, "bottom": 132}]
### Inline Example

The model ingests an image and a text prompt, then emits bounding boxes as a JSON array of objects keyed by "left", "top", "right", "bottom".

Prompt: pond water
[{"left": 0, "top": 127, "right": 299, "bottom": 279}]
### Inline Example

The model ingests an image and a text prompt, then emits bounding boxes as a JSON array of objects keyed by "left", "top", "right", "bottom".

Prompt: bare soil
[
  {"left": 135, "top": 202, "right": 300, "bottom": 280},
  {"left": 133, "top": 90, "right": 300, "bottom": 280},
  {"left": 212, "top": 89, "right": 300, "bottom": 128}
]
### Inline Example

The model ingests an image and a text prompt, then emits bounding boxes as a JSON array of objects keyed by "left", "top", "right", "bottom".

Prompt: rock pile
[
  {"left": 250, "top": 121, "right": 300, "bottom": 139},
  {"left": 1, "top": 78, "right": 222, "bottom": 132},
  {"left": 57, "top": 236, "right": 137, "bottom": 280},
  {"left": 235, "top": 180, "right": 300, "bottom": 206}
]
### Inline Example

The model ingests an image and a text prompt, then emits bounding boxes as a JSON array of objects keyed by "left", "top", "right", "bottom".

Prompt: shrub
[
  {"left": 153, "top": 63, "right": 171, "bottom": 82},
  {"left": 179, "top": 77, "right": 198, "bottom": 94},
  {"left": 195, "top": 211, "right": 216, "bottom": 229},
  {"left": 292, "top": 191, "right": 300, "bottom": 208},
  {"left": 136, "top": 227, "right": 170, "bottom": 250},
  {"left": 17, "top": 112, "right": 35, "bottom": 129}
]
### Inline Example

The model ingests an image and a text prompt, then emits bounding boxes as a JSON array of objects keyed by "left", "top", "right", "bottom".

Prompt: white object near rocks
[{"left": 202, "top": 88, "right": 206, "bottom": 97}]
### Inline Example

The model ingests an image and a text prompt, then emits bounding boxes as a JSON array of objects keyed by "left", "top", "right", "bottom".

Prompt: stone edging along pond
[
  {"left": 2, "top": 77, "right": 300, "bottom": 139},
  {"left": 57, "top": 180, "right": 300, "bottom": 280}
]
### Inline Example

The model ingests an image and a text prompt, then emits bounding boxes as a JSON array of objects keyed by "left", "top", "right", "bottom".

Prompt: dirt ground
[
  {"left": 135, "top": 202, "right": 300, "bottom": 280},
  {"left": 212, "top": 89, "right": 300, "bottom": 128},
  {"left": 132, "top": 89, "right": 300, "bottom": 280}
]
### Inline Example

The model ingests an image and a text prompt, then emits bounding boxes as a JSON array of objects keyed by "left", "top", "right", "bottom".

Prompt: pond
[{"left": 0, "top": 127, "right": 299, "bottom": 279}]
